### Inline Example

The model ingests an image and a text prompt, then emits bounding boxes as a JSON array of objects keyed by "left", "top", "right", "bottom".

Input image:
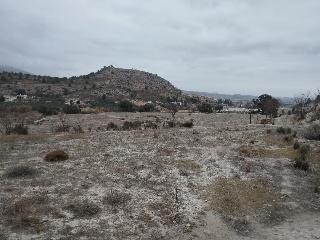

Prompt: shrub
[
  {"left": 197, "top": 103, "right": 213, "bottom": 113},
  {"left": 5, "top": 165, "right": 35, "bottom": 178},
  {"left": 276, "top": 127, "right": 291, "bottom": 134},
  {"left": 11, "top": 124, "right": 28, "bottom": 135},
  {"left": 304, "top": 124, "right": 320, "bottom": 140},
  {"left": 44, "top": 150, "right": 69, "bottom": 162},
  {"left": 72, "top": 125, "right": 84, "bottom": 133},
  {"left": 283, "top": 135, "right": 292, "bottom": 142},
  {"left": 122, "top": 121, "right": 142, "bottom": 130},
  {"left": 294, "top": 159, "right": 309, "bottom": 171},
  {"left": 298, "top": 144, "right": 311, "bottom": 160},
  {"left": 104, "top": 190, "right": 131, "bottom": 206},
  {"left": 181, "top": 120, "right": 194, "bottom": 128},
  {"left": 62, "top": 105, "right": 81, "bottom": 114},
  {"left": 106, "top": 122, "right": 119, "bottom": 131},
  {"left": 138, "top": 103, "right": 155, "bottom": 112},
  {"left": 119, "top": 100, "right": 136, "bottom": 112},
  {"left": 293, "top": 141, "right": 300, "bottom": 150},
  {"left": 266, "top": 129, "right": 272, "bottom": 134},
  {"left": 144, "top": 121, "right": 158, "bottom": 129},
  {"left": 66, "top": 201, "right": 100, "bottom": 218},
  {"left": 37, "top": 105, "right": 58, "bottom": 116},
  {"left": 310, "top": 111, "right": 320, "bottom": 122}
]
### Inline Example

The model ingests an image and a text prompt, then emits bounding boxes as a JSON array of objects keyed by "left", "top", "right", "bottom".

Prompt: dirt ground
[{"left": 0, "top": 112, "right": 319, "bottom": 239}]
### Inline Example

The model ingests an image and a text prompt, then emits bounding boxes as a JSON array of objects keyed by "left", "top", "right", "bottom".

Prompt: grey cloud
[{"left": 0, "top": 0, "right": 319, "bottom": 97}]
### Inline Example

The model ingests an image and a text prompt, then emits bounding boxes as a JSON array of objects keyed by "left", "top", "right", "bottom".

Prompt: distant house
[{"left": 16, "top": 94, "right": 27, "bottom": 99}]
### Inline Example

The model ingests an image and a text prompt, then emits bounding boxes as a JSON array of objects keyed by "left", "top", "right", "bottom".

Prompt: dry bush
[
  {"left": 238, "top": 145, "right": 297, "bottom": 159},
  {"left": 3, "top": 195, "right": 49, "bottom": 232},
  {"left": 5, "top": 165, "right": 35, "bottom": 178},
  {"left": 66, "top": 201, "right": 100, "bottom": 218},
  {"left": 309, "top": 111, "right": 320, "bottom": 122},
  {"left": 208, "top": 178, "right": 279, "bottom": 216},
  {"left": 44, "top": 150, "right": 69, "bottom": 162},
  {"left": 103, "top": 190, "right": 131, "bottom": 206},
  {"left": 304, "top": 124, "right": 320, "bottom": 140}
]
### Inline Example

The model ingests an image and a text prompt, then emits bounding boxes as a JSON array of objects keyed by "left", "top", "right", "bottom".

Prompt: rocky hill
[{"left": 0, "top": 66, "right": 182, "bottom": 102}]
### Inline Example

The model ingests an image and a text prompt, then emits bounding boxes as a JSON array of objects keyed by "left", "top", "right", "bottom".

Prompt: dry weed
[
  {"left": 0, "top": 134, "right": 49, "bottom": 144},
  {"left": 44, "top": 150, "right": 69, "bottom": 162},
  {"left": 238, "top": 145, "right": 297, "bottom": 159},
  {"left": 260, "top": 135, "right": 293, "bottom": 147},
  {"left": 208, "top": 178, "right": 280, "bottom": 216},
  {"left": 173, "top": 159, "right": 201, "bottom": 171}
]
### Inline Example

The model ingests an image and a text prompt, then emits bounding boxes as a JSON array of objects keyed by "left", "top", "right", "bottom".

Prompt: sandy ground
[{"left": 0, "top": 112, "right": 319, "bottom": 239}]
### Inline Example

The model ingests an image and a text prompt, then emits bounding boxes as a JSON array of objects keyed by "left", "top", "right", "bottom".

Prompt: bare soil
[{"left": 0, "top": 112, "right": 319, "bottom": 239}]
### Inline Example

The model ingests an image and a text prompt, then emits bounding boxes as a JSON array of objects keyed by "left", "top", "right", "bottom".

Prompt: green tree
[
  {"left": 62, "top": 105, "right": 81, "bottom": 114},
  {"left": 138, "top": 103, "right": 155, "bottom": 112},
  {"left": 63, "top": 88, "right": 70, "bottom": 95},
  {"left": 119, "top": 100, "right": 135, "bottom": 112},
  {"left": 198, "top": 103, "right": 213, "bottom": 113},
  {"left": 253, "top": 94, "right": 280, "bottom": 117}
]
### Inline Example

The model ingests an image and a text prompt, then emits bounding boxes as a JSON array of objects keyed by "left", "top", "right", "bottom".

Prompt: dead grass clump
[
  {"left": 5, "top": 165, "right": 35, "bottom": 178},
  {"left": 260, "top": 135, "right": 293, "bottom": 147},
  {"left": 149, "top": 198, "right": 178, "bottom": 225},
  {"left": 174, "top": 159, "right": 201, "bottom": 171},
  {"left": 44, "top": 150, "right": 69, "bottom": 162},
  {"left": 157, "top": 147, "right": 174, "bottom": 156},
  {"left": 208, "top": 178, "right": 280, "bottom": 216},
  {"left": 238, "top": 145, "right": 297, "bottom": 159},
  {"left": 0, "top": 134, "right": 49, "bottom": 144},
  {"left": 12, "top": 214, "right": 42, "bottom": 231},
  {"left": 66, "top": 201, "right": 100, "bottom": 218},
  {"left": 222, "top": 216, "right": 252, "bottom": 236},
  {"left": 3, "top": 196, "right": 48, "bottom": 232},
  {"left": 103, "top": 190, "right": 131, "bottom": 206}
]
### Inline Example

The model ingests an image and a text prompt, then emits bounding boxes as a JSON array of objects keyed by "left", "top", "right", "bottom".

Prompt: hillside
[
  {"left": 0, "top": 65, "right": 30, "bottom": 74},
  {"left": 0, "top": 66, "right": 182, "bottom": 102}
]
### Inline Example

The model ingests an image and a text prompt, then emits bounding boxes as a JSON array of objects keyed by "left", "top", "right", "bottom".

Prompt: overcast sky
[{"left": 1, "top": 0, "right": 319, "bottom": 97}]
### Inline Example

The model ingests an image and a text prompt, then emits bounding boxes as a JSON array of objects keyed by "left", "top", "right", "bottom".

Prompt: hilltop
[{"left": 0, "top": 66, "right": 182, "bottom": 103}]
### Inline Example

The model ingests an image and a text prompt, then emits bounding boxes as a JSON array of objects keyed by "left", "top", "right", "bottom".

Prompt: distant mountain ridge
[
  {"left": 184, "top": 91, "right": 258, "bottom": 100},
  {"left": 184, "top": 91, "right": 294, "bottom": 104},
  {"left": 0, "top": 65, "right": 30, "bottom": 74}
]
